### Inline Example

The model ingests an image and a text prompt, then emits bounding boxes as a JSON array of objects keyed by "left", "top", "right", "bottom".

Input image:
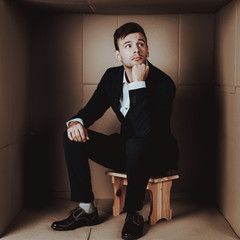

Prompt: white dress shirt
[
  {"left": 119, "top": 72, "right": 146, "bottom": 117},
  {"left": 67, "top": 70, "right": 146, "bottom": 127}
]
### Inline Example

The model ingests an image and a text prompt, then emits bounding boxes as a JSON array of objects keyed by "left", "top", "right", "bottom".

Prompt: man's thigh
[{"left": 85, "top": 129, "right": 126, "bottom": 172}]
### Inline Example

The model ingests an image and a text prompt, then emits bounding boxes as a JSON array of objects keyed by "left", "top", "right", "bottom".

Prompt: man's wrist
[
  {"left": 66, "top": 118, "right": 84, "bottom": 128},
  {"left": 128, "top": 81, "right": 146, "bottom": 91}
]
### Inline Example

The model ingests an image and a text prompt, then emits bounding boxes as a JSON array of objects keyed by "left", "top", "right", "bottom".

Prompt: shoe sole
[
  {"left": 121, "top": 232, "right": 143, "bottom": 240},
  {"left": 51, "top": 217, "right": 99, "bottom": 231}
]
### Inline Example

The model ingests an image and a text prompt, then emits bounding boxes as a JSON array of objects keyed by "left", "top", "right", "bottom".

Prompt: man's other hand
[
  {"left": 132, "top": 63, "right": 149, "bottom": 82},
  {"left": 67, "top": 121, "right": 89, "bottom": 142}
]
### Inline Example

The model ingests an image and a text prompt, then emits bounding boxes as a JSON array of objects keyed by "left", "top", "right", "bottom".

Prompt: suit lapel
[
  {"left": 145, "top": 62, "right": 153, "bottom": 88},
  {"left": 112, "top": 66, "right": 125, "bottom": 121}
]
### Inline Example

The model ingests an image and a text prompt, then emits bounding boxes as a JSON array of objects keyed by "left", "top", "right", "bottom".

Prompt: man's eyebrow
[
  {"left": 123, "top": 41, "right": 131, "bottom": 46},
  {"left": 122, "top": 39, "right": 146, "bottom": 46}
]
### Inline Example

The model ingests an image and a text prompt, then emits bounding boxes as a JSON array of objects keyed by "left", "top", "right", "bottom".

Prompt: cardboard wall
[
  {"left": 215, "top": 0, "right": 240, "bottom": 236},
  {"left": 1, "top": 0, "right": 240, "bottom": 237},
  {"left": 29, "top": 13, "right": 215, "bottom": 200},
  {"left": 0, "top": 0, "right": 30, "bottom": 237}
]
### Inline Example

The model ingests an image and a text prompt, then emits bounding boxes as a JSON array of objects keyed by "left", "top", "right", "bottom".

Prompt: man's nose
[{"left": 133, "top": 45, "right": 140, "bottom": 53}]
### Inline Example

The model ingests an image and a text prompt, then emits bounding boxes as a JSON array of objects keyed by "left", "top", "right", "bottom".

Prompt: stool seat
[{"left": 106, "top": 171, "right": 179, "bottom": 225}]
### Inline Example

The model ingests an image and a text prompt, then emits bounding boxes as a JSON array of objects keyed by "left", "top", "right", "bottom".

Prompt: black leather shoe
[
  {"left": 51, "top": 206, "right": 99, "bottom": 231},
  {"left": 121, "top": 212, "right": 144, "bottom": 239}
]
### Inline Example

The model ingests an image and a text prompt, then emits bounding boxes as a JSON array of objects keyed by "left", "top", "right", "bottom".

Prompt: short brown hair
[{"left": 113, "top": 22, "right": 147, "bottom": 51}]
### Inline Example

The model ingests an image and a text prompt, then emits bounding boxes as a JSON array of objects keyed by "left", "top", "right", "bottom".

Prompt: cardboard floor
[{"left": 2, "top": 198, "right": 239, "bottom": 240}]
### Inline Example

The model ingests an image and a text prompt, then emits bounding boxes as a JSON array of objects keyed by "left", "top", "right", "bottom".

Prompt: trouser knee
[
  {"left": 63, "top": 129, "right": 68, "bottom": 144},
  {"left": 62, "top": 129, "right": 87, "bottom": 163}
]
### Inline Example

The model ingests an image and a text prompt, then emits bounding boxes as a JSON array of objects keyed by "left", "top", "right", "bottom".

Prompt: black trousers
[{"left": 63, "top": 129, "right": 152, "bottom": 212}]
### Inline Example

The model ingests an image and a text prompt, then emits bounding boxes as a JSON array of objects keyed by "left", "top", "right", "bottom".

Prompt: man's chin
[
  {"left": 123, "top": 60, "right": 147, "bottom": 69},
  {"left": 132, "top": 60, "right": 146, "bottom": 66}
]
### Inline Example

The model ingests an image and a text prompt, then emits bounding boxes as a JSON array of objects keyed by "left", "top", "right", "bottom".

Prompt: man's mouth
[{"left": 132, "top": 56, "right": 142, "bottom": 61}]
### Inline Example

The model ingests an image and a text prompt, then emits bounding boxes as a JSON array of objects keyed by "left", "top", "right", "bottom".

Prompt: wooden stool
[{"left": 106, "top": 171, "right": 179, "bottom": 225}]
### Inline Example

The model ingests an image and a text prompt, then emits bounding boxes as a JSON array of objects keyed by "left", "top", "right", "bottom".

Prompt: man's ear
[
  {"left": 147, "top": 45, "right": 149, "bottom": 58},
  {"left": 115, "top": 50, "right": 122, "bottom": 62}
]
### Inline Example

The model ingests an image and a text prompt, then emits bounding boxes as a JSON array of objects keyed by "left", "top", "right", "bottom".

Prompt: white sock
[
  {"left": 79, "top": 202, "right": 96, "bottom": 214},
  {"left": 136, "top": 210, "right": 143, "bottom": 216}
]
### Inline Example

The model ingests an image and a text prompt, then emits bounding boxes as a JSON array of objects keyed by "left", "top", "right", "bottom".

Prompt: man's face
[{"left": 115, "top": 32, "right": 149, "bottom": 69}]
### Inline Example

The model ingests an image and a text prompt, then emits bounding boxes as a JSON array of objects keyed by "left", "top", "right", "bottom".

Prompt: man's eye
[
  {"left": 125, "top": 44, "right": 131, "bottom": 48},
  {"left": 138, "top": 43, "right": 144, "bottom": 47}
]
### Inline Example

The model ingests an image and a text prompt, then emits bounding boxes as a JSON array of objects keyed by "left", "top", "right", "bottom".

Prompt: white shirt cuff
[
  {"left": 66, "top": 118, "right": 84, "bottom": 128},
  {"left": 128, "top": 81, "right": 146, "bottom": 91}
]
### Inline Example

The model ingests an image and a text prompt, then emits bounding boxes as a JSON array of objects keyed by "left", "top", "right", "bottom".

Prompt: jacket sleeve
[
  {"left": 69, "top": 69, "right": 111, "bottom": 128},
  {"left": 128, "top": 76, "right": 176, "bottom": 138}
]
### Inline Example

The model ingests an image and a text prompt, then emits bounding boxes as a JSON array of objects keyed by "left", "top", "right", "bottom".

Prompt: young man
[{"left": 51, "top": 22, "right": 179, "bottom": 239}]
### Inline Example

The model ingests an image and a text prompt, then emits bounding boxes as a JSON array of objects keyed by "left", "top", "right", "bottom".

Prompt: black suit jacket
[{"left": 70, "top": 62, "right": 179, "bottom": 170}]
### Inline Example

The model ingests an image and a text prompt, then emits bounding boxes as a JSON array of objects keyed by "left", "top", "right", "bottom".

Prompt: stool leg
[
  {"left": 162, "top": 180, "right": 172, "bottom": 221},
  {"left": 148, "top": 182, "right": 162, "bottom": 225},
  {"left": 120, "top": 185, "right": 126, "bottom": 212},
  {"left": 112, "top": 177, "right": 125, "bottom": 216},
  {"left": 148, "top": 180, "right": 173, "bottom": 225}
]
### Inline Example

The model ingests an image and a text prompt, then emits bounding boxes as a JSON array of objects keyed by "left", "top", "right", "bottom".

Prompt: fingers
[
  {"left": 84, "top": 127, "right": 90, "bottom": 141},
  {"left": 132, "top": 63, "right": 149, "bottom": 82},
  {"left": 67, "top": 122, "right": 89, "bottom": 143},
  {"left": 67, "top": 128, "right": 74, "bottom": 141}
]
